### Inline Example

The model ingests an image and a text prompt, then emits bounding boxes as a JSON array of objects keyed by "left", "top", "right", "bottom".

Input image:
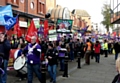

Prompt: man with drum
[
  {"left": 21, "top": 36, "right": 42, "bottom": 83},
  {"left": 0, "top": 31, "right": 11, "bottom": 83}
]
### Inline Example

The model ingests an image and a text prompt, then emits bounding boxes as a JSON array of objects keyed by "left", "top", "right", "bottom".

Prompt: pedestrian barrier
[
  {"left": 77, "top": 52, "right": 81, "bottom": 68},
  {"left": 41, "top": 61, "right": 47, "bottom": 83},
  {"left": 63, "top": 53, "right": 69, "bottom": 77}
]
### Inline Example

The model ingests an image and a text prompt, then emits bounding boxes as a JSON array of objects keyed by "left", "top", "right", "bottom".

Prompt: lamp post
[{"left": 92, "top": 22, "right": 98, "bottom": 34}]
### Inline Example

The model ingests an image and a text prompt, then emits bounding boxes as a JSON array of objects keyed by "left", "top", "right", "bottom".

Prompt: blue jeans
[
  {"left": 70, "top": 51, "right": 74, "bottom": 60},
  {"left": 59, "top": 58, "right": 64, "bottom": 71},
  {"left": 27, "top": 63, "right": 42, "bottom": 83},
  {"left": 95, "top": 53, "right": 100, "bottom": 62},
  {"left": 48, "top": 65, "right": 57, "bottom": 82},
  {"left": 115, "top": 53, "right": 118, "bottom": 60},
  {"left": 0, "top": 60, "right": 8, "bottom": 83}
]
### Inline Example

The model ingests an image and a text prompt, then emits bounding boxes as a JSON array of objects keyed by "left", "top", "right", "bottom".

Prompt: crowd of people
[{"left": 1, "top": 31, "right": 120, "bottom": 83}]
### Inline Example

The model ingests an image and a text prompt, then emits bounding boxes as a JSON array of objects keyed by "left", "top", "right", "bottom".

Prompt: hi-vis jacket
[{"left": 104, "top": 42, "right": 108, "bottom": 50}]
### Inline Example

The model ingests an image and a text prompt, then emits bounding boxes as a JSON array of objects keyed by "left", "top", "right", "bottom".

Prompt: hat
[
  {"left": 49, "top": 43, "right": 53, "bottom": 47},
  {"left": 0, "top": 30, "right": 4, "bottom": 34}
]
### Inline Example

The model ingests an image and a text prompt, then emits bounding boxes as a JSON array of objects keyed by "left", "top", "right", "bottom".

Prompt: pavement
[{"left": 7, "top": 55, "right": 117, "bottom": 83}]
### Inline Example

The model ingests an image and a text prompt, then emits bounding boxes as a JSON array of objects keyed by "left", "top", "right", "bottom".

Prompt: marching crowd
[{"left": 1, "top": 31, "right": 120, "bottom": 83}]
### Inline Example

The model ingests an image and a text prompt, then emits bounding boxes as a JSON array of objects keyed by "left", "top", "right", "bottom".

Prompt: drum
[
  {"left": 14, "top": 49, "right": 19, "bottom": 59},
  {"left": 13, "top": 56, "right": 27, "bottom": 74},
  {"left": 8, "top": 49, "right": 19, "bottom": 70}
]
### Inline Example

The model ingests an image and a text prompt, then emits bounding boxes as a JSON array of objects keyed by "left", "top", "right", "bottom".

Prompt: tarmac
[{"left": 7, "top": 54, "right": 117, "bottom": 83}]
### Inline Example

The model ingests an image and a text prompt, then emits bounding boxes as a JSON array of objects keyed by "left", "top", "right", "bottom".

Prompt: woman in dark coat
[
  {"left": 114, "top": 41, "right": 120, "bottom": 60},
  {"left": 112, "top": 57, "right": 120, "bottom": 83}
]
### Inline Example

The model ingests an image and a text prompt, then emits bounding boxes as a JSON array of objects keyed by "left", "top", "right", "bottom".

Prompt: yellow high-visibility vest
[{"left": 104, "top": 43, "right": 108, "bottom": 50}]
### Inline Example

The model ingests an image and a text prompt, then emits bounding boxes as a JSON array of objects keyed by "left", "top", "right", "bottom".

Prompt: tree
[{"left": 101, "top": 3, "right": 113, "bottom": 32}]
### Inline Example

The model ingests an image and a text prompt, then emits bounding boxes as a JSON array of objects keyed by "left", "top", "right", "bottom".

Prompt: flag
[
  {"left": 38, "top": 25, "right": 44, "bottom": 35},
  {"left": 78, "top": 26, "right": 89, "bottom": 36},
  {"left": 14, "top": 16, "right": 22, "bottom": 38},
  {"left": 44, "top": 20, "right": 48, "bottom": 37},
  {"left": 107, "top": 32, "right": 110, "bottom": 39},
  {"left": 4, "top": 15, "right": 17, "bottom": 30},
  {"left": 25, "top": 20, "right": 38, "bottom": 42},
  {"left": 112, "top": 32, "right": 116, "bottom": 37},
  {"left": 0, "top": 5, "right": 13, "bottom": 25}
]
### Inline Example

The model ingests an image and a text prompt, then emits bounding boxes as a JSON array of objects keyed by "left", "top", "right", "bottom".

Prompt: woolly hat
[{"left": 49, "top": 43, "right": 53, "bottom": 47}]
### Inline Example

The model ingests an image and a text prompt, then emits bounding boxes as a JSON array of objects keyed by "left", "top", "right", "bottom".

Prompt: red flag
[
  {"left": 14, "top": 18, "right": 22, "bottom": 38},
  {"left": 112, "top": 32, "right": 116, "bottom": 37},
  {"left": 44, "top": 20, "right": 48, "bottom": 38},
  {"left": 25, "top": 20, "right": 38, "bottom": 42}
]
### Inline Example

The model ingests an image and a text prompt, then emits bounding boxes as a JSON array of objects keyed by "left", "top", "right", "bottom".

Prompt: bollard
[
  {"left": 77, "top": 52, "right": 81, "bottom": 68},
  {"left": 41, "top": 61, "right": 46, "bottom": 83},
  {"left": 63, "top": 53, "right": 69, "bottom": 77}
]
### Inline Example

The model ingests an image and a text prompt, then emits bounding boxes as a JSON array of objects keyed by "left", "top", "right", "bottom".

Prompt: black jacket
[
  {"left": 46, "top": 48, "right": 58, "bottom": 66},
  {"left": 112, "top": 74, "right": 120, "bottom": 83},
  {"left": 0, "top": 39, "right": 11, "bottom": 60},
  {"left": 114, "top": 42, "right": 120, "bottom": 53}
]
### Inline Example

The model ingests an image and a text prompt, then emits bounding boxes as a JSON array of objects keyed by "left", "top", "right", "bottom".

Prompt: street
[{"left": 7, "top": 55, "right": 117, "bottom": 83}]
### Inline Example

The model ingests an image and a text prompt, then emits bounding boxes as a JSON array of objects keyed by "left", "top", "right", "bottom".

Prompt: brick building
[
  {"left": 0, "top": 0, "right": 46, "bottom": 36},
  {"left": 71, "top": 9, "right": 91, "bottom": 32},
  {"left": 110, "top": 0, "right": 120, "bottom": 35}
]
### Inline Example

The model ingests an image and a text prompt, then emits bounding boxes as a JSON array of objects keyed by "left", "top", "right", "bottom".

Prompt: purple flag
[
  {"left": 78, "top": 26, "right": 89, "bottom": 36},
  {"left": 38, "top": 25, "right": 44, "bottom": 34},
  {"left": 57, "top": 34, "right": 60, "bottom": 41}
]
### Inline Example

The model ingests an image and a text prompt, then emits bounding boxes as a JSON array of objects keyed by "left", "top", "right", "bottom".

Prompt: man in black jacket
[
  {"left": 0, "top": 32, "right": 11, "bottom": 83},
  {"left": 46, "top": 43, "right": 58, "bottom": 83},
  {"left": 114, "top": 41, "right": 120, "bottom": 60}
]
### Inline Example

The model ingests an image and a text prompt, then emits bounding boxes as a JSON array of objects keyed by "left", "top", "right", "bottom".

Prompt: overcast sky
[{"left": 56, "top": 0, "right": 111, "bottom": 33}]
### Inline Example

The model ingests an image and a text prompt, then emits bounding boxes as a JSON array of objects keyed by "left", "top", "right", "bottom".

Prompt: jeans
[
  {"left": 85, "top": 51, "right": 91, "bottom": 65},
  {"left": 59, "top": 58, "right": 64, "bottom": 71},
  {"left": 0, "top": 60, "right": 8, "bottom": 83},
  {"left": 115, "top": 53, "right": 119, "bottom": 60},
  {"left": 95, "top": 53, "right": 100, "bottom": 63},
  {"left": 27, "top": 63, "right": 42, "bottom": 83},
  {"left": 104, "top": 50, "right": 108, "bottom": 57},
  {"left": 48, "top": 65, "right": 57, "bottom": 82},
  {"left": 69, "top": 51, "right": 74, "bottom": 61}
]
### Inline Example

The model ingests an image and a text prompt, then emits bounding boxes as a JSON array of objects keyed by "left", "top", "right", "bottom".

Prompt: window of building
[
  {"left": 14, "top": 0, "right": 16, "bottom": 3},
  {"left": 12, "top": 0, "right": 19, "bottom": 6},
  {"left": 7, "top": 0, "right": 19, "bottom": 6},
  {"left": 30, "top": 2, "right": 34, "bottom": 9},
  {"left": 42, "top": 4, "right": 45, "bottom": 14},
  {"left": 41, "top": 3, "right": 43, "bottom": 13},
  {"left": 20, "top": 0, "right": 24, "bottom": 3},
  {"left": 38, "top": 0, "right": 45, "bottom": 15}
]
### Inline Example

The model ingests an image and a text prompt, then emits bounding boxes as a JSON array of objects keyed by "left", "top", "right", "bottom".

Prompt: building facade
[
  {"left": 46, "top": 0, "right": 56, "bottom": 13},
  {"left": 0, "top": 0, "right": 46, "bottom": 36},
  {"left": 71, "top": 9, "right": 91, "bottom": 32},
  {"left": 110, "top": 0, "right": 120, "bottom": 35}
]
